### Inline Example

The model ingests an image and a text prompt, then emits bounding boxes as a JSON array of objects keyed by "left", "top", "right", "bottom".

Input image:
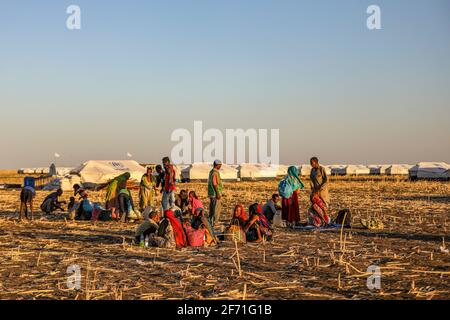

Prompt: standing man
[
  {"left": 208, "top": 160, "right": 223, "bottom": 226},
  {"left": 310, "top": 157, "right": 330, "bottom": 206},
  {"left": 161, "top": 157, "right": 176, "bottom": 211}
]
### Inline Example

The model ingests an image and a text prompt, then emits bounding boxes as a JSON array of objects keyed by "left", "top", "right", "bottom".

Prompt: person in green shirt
[{"left": 208, "top": 160, "right": 223, "bottom": 226}]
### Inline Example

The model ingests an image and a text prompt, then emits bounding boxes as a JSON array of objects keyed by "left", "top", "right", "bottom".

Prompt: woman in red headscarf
[
  {"left": 164, "top": 209, "right": 187, "bottom": 248},
  {"left": 231, "top": 204, "right": 248, "bottom": 227}
]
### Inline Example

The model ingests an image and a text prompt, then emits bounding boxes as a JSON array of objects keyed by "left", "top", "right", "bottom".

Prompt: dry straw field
[{"left": 0, "top": 171, "right": 449, "bottom": 300}]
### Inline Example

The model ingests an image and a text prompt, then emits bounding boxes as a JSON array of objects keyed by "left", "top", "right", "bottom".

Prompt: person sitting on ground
[
  {"left": 150, "top": 211, "right": 176, "bottom": 248},
  {"left": 163, "top": 209, "right": 187, "bottom": 248},
  {"left": 67, "top": 197, "right": 79, "bottom": 220},
  {"left": 72, "top": 184, "right": 93, "bottom": 220},
  {"left": 19, "top": 184, "right": 36, "bottom": 221},
  {"left": 244, "top": 203, "right": 273, "bottom": 243},
  {"left": 230, "top": 204, "right": 248, "bottom": 227},
  {"left": 117, "top": 181, "right": 136, "bottom": 222},
  {"left": 175, "top": 189, "right": 189, "bottom": 215},
  {"left": 187, "top": 191, "right": 204, "bottom": 215},
  {"left": 262, "top": 194, "right": 281, "bottom": 223},
  {"left": 73, "top": 184, "right": 88, "bottom": 200},
  {"left": 40, "top": 189, "right": 65, "bottom": 214},
  {"left": 190, "top": 207, "right": 218, "bottom": 245},
  {"left": 135, "top": 207, "right": 160, "bottom": 244}
]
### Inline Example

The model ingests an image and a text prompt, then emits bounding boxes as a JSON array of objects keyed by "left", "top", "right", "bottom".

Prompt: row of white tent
[{"left": 33, "top": 161, "right": 450, "bottom": 191}]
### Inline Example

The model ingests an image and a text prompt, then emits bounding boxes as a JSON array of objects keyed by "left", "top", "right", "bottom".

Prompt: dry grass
[{"left": 0, "top": 175, "right": 449, "bottom": 300}]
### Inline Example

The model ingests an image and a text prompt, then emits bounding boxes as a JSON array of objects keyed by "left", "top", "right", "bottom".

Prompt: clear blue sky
[{"left": 0, "top": 0, "right": 449, "bottom": 168}]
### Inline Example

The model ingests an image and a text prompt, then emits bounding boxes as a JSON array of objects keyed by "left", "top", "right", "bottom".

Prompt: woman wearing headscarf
[
  {"left": 164, "top": 209, "right": 187, "bottom": 248},
  {"left": 139, "top": 167, "right": 156, "bottom": 211},
  {"left": 191, "top": 207, "right": 218, "bottom": 245},
  {"left": 279, "top": 166, "right": 305, "bottom": 227},
  {"left": 188, "top": 191, "right": 204, "bottom": 215},
  {"left": 244, "top": 203, "right": 273, "bottom": 242},
  {"left": 103, "top": 172, "right": 131, "bottom": 219},
  {"left": 230, "top": 204, "right": 249, "bottom": 227}
]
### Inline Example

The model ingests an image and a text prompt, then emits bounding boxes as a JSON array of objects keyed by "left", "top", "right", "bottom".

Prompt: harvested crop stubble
[{"left": 0, "top": 179, "right": 449, "bottom": 300}]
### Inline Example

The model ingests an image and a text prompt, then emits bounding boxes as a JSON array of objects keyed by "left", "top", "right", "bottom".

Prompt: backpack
[{"left": 278, "top": 178, "right": 293, "bottom": 199}]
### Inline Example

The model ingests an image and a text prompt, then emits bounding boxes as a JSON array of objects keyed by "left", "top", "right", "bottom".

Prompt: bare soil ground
[{"left": 0, "top": 175, "right": 449, "bottom": 300}]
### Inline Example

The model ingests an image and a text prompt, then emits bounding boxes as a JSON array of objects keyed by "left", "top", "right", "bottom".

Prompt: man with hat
[{"left": 208, "top": 160, "right": 223, "bottom": 226}]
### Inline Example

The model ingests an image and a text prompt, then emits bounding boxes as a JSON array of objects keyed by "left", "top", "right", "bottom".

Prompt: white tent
[
  {"left": 409, "top": 162, "right": 450, "bottom": 180},
  {"left": 275, "top": 165, "right": 290, "bottom": 177},
  {"left": 180, "top": 163, "right": 238, "bottom": 181},
  {"left": 70, "top": 160, "right": 146, "bottom": 185},
  {"left": 330, "top": 165, "right": 347, "bottom": 176},
  {"left": 323, "top": 166, "right": 332, "bottom": 176},
  {"left": 345, "top": 165, "right": 370, "bottom": 175},
  {"left": 239, "top": 163, "right": 278, "bottom": 181},
  {"left": 368, "top": 164, "right": 390, "bottom": 175},
  {"left": 386, "top": 164, "right": 411, "bottom": 176}
]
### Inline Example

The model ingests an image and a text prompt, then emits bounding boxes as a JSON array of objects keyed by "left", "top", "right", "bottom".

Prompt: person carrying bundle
[{"left": 40, "top": 189, "right": 65, "bottom": 214}]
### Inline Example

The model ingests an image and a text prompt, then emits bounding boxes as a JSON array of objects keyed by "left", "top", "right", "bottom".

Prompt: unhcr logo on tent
[{"left": 170, "top": 121, "right": 279, "bottom": 165}]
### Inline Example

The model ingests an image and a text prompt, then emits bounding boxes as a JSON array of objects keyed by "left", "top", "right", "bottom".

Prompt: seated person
[
  {"left": 244, "top": 203, "right": 273, "bottom": 243},
  {"left": 175, "top": 189, "right": 190, "bottom": 215},
  {"left": 230, "top": 204, "right": 248, "bottom": 227},
  {"left": 187, "top": 191, "right": 203, "bottom": 213},
  {"left": 307, "top": 193, "right": 330, "bottom": 227},
  {"left": 19, "top": 185, "right": 36, "bottom": 221},
  {"left": 73, "top": 184, "right": 88, "bottom": 200},
  {"left": 190, "top": 207, "right": 218, "bottom": 245},
  {"left": 67, "top": 197, "right": 79, "bottom": 220},
  {"left": 163, "top": 209, "right": 187, "bottom": 248},
  {"left": 262, "top": 194, "right": 281, "bottom": 223},
  {"left": 40, "top": 189, "right": 65, "bottom": 214},
  {"left": 135, "top": 207, "right": 161, "bottom": 244}
]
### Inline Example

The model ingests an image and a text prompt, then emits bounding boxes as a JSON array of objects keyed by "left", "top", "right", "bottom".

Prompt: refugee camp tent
[
  {"left": 239, "top": 163, "right": 278, "bottom": 181},
  {"left": 330, "top": 165, "right": 347, "bottom": 176},
  {"left": 181, "top": 163, "right": 238, "bottom": 181},
  {"left": 70, "top": 160, "right": 146, "bottom": 186},
  {"left": 323, "top": 166, "right": 332, "bottom": 176},
  {"left": 45, "top": 175, "right": 82, "bottom": 191},
  {"left": 409, "top": 162, "right": 450, "bottom": 180},
  {"left": 275, "top": 165, "right": 290, "bottom": 177},
  {"left": 345, "top": 165, "right": 370, "bottom": 176},
  {"left": 368, "top": 165, "right": 390, "bottom": 175},
  {"left": 386, "top": 164, "right": 411, "bottom": 175}
]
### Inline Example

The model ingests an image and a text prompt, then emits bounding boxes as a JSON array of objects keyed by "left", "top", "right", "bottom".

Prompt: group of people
[{"left": 18, "top": 155, "right": 334, "bottom": 247}]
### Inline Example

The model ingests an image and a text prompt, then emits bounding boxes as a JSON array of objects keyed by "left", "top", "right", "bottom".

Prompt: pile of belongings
[{"left": 361, "top": 217, "right": 385, "bottom": 230}]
